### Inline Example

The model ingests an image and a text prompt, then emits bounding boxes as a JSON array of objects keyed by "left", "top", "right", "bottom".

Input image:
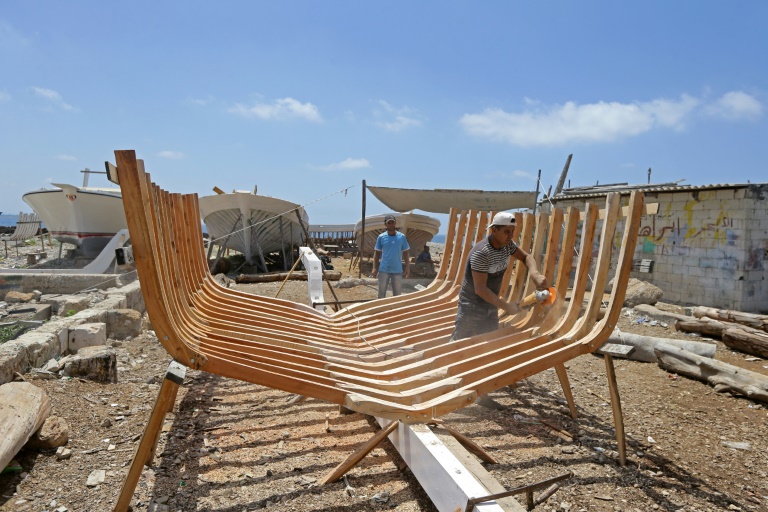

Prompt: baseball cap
[
  {"left": 490, "top": 212, "right": 516, "bottom": 227},
  {"left": 384, "top": 214, "right": 396, "bottom": 224}
]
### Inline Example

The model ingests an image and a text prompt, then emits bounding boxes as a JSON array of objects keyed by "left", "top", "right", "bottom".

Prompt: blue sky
[{"left": 1, "top": 1, "right": 765, "bottom": 230}]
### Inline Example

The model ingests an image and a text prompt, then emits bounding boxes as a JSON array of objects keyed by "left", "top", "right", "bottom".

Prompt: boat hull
[
  {"left": 199, "top": 192, "right": 308, "bottom": 266},
  {"left": 354, "top": 212, "right": 440, "bottom": 257},
  {"left": 22, "top": 187, "right": 127, "bottom": 257}
]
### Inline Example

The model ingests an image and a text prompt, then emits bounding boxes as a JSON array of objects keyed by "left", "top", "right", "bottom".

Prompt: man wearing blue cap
[{"left": 372, "top": 214, "right": 410, "bottom": 298}]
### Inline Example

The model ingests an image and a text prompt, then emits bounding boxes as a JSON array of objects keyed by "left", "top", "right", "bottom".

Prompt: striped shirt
[{"left": 458, "top": 236, "right": 518, "bottom": 310}]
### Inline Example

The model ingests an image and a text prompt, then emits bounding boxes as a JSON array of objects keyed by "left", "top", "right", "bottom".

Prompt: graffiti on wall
[{"left": 638, "top": 195, "right": 739, "bottom": 257}]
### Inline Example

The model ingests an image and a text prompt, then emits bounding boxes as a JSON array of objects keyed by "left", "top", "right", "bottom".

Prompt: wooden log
[
  {"left": 0, "top": 382, "right": 51, "bottom": 472},
  {"left": 675, "top": 317, "right": 729, "bottom": 338},
  {"left": 654, "top": 344, "right": 768, "bottom": 403},
  {"left": 722, "top": 327, "right": 768, "bottom": 358},
  {"left": 692, "top": 306, "right": 768, "bottom": 332},
  {"left": 676, "top": 317, "right": 768, "bottom": 357},
  {"left": 600, "top": 331, "right": 717, "bottom": 362},
  {"left": 235, "top": 270, "right": 341, "bottom": 283}
]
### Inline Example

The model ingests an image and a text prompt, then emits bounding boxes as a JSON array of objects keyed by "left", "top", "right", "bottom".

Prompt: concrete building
[{"left": 544, "top": 182, "right": 768, "bottom": 313}]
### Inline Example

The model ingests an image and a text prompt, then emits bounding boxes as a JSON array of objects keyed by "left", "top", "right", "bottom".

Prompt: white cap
[{"left": 490, "top": 212, "right": 516, "bottom": 227}]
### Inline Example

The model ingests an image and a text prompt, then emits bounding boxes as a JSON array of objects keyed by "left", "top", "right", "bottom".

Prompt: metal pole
[
  {"left": 279, "top": 216, "right": 287, "bottom": 271},
  {"left": 359, "top": 179, "right": 366, "bottom": 279},
  {"left": 532, "top": 169, "right": 542, "bottom": 216}
]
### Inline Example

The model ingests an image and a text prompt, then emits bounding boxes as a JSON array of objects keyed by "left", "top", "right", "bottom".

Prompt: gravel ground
[{"left": 1, "top": 243, "right": 767, "bottom": 512}]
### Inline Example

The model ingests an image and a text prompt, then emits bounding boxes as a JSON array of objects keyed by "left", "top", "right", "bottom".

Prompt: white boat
[
  {"left": 354, "top": 212, "right": 440, "bottom": 258},
  {"left": 22, "top": 168, "right": 127, "bottom": 258},
  {"left": 198, "top": 187, "right": 309, "bottom": 271}
]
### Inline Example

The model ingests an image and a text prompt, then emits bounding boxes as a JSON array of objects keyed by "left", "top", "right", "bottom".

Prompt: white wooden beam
[{"left": 376, "top": 418, "right": 525, "bottom": 512}]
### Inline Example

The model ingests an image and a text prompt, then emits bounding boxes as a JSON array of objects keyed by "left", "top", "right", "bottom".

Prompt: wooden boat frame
[{"left": 109, "top": 150, "right": 644, "bottom": 511}]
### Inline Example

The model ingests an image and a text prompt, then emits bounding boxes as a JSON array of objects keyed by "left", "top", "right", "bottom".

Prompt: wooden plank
[
  {"left": 377, "top": 418, "right": 524, "bottom": 512},
  {"left": 596, "top": 343, "right": 636, "bottom": 358}
]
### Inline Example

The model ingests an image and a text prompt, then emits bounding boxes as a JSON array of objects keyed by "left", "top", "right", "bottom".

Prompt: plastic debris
[
  {"left": 370, "top": 492, "right": 390, "bottom": 504},
  {"left": 721, "top": 441, "right": 751, "bottom": 451},
  {"left": 1, "top": 460, "right": 22, "bottom": 474}
]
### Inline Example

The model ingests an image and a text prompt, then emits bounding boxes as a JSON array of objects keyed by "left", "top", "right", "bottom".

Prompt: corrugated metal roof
[{"left": 547, "top": 182, "right": 767, "bottom": 201}]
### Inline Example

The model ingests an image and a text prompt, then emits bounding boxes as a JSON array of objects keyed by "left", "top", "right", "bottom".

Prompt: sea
[{"left": 0, "top": 214, "right": 19, "bottom": 228}]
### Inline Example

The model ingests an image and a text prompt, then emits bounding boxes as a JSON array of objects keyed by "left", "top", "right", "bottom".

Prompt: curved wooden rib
[{"left": 115, "top": 149, "right": 643, "bottom": 423}]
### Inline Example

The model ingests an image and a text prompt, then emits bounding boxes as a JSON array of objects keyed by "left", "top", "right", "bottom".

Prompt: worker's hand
[
  {"left": 403, "top": 268, "right": 409, "bottom": 278},
  {"left": 532, "top": 272, "right": 548, "bottom": 290},
  {"left": 501, "top": 301, "right": 520, "bottom": 315},
  {"left": 371, "top": 268, "right": 378, "bottom": 278}
]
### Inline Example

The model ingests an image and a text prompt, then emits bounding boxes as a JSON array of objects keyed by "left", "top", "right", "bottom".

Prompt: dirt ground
[{"left": 1, "top": 246, "right": 767, "bottom": 512}]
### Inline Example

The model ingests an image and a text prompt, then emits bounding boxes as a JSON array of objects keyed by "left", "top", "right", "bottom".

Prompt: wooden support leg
[
  {"left": 428, "top": 420, "right": 498, "bottom": 464},
  {"left": 145, "top": 374, "right": 183, "bottom": 465},
  {"left": 603, "top": 354, "right": 627, "bottom": 466},
  {"left": 554, "top": 364, "right": 578, "bottom": 419},
  {"left": 114, "top": 361, "right": 186, "bottom": 512},
  {"left": 319, "top": 420, "right": 399, "bottom": 485}
]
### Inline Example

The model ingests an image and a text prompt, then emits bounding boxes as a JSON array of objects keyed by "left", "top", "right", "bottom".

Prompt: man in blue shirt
[{"left": 372, "top": 214, "right": 410, "bottom": 298}]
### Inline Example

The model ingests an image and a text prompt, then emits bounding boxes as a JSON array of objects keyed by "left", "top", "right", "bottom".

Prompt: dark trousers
[{"left": 451, "top": 303, "right": 499, "bottom": 341}]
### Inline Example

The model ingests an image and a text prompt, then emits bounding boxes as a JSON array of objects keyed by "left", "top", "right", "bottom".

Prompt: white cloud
[
  {"left": 188, "top": 96, "right": 215, "bottom": 106},
  {"left": 460, "top": 95, "right": 700, "bottom": 147},
  {"left": 705, "top": 91, "right": 763, "bottom": 121},
  {"left": 56, "top": 154, "right": 77, "bottom": 161},
  {"left": 157, "top": 150, "right": 184, "bottom": 160},
  {"left": 484, "top": 170, "right": 535, "bottom": 180},
  {"left": 374, "top": 100, "right": 423, "bottom": 132},
  {"left": 0, "top": 91, "right": 10, "bottom": 102},
  {"left": 0, "top": 20, "right": 29, "bottom": 47},
  {"left": 311, "top": 158, "right": 371, "bottom": 171},
  {"left": 229, "top": 97, "right": 322, "bottom": 122},
  {"left": 513, "top": 170, "right": 533, "bottom": 179},
  {"left": 31, "top": 86, "right": 76, "bottom": 111}
]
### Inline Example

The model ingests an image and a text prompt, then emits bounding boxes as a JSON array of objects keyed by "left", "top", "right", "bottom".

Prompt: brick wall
[{"left": 549, "top": 185, "right": 768, "bottom": 313}]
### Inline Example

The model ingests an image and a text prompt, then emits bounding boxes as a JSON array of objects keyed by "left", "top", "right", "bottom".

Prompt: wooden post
[
  {"left": 429, "top": 419, "right": 499, "bottom": 464},
  {"left": 319, "top": 420, "right": 398, "bottom": 484},
  {"left": 603, "top": 354, "right": 627, "bottom": 466},
  {"left": 554, "top": 365, "right": 578, "bottom": 418},
  {"left": 114, "top": 361, "right": 186, "bottom": 512}
]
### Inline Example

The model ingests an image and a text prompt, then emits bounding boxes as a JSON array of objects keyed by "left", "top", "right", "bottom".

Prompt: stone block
[
  {"left": 30, "top": 304, "right": 52, "bottom": 321},
  {"left": 68, "top": 323, "right": 107, "bottom": 353},
  {"left": 26, "top": 415, "right": 69, "bottom": 449},
  {"left": 58, "top": 296, "right": 92, "bottom": 317},
  {"left": 620, "top": 278, "right": 664, "bottom": 307},
  {"left": 4, "top": 290, "right": 36, "bottom": 303},
  {"left": 105, "top": 309, "right": 143, "bottom": 340},
  {"left": 60, "top": 345, "right": 117, "bottom": 383}
]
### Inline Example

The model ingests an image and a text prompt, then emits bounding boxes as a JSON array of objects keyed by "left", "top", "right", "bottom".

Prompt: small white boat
[
  {"left": 22, "top": 168, "right": 127, "bottom": 257},
  {"left": 354, "top": 212, "right": 440, "bottom": 258},
  {"left": 198, "top": 187, "right": 309, "bottom": 271}
]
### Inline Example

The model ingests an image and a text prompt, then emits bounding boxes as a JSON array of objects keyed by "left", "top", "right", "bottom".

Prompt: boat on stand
[
  {"left": 22, "top": 168, "right": 127, "bottom": 258},
  {"left": 198, "top": 186, "right": 309, "bottom": 272},
  {"left": 354, "top": 211, "right": 440, "bottom": 258}
]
